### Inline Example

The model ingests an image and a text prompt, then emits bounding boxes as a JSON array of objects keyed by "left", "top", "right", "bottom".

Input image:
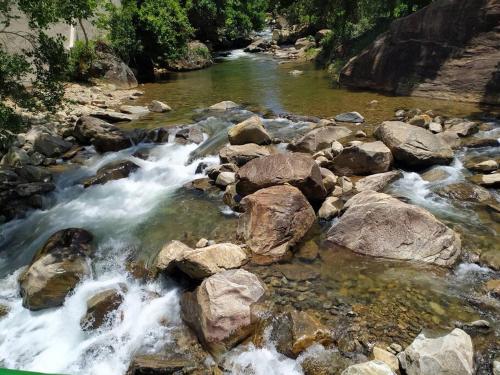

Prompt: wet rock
[
  {"left": 228, "top": 116, "right": 271, "bottom": 146},
  {"left": 215, "top": 171, "right": 236, "bottom": 187},
  {"left": 0, "top": 304, "right": 9, "bottom": 318},
  {"left": 148, "top": 100, "right": 172, "bottom": 113},
  {"left": 154, "top": 240, "right": 192, "bottom": 273},
  {"left": 83, "top": 160, "right": 140, "bottom": 188},
  {"left": 236, "top": 153, "right": 327, "bottom": 203},
  {"left": 126, "top": 355, "right": 201, "bottom": 375},
  {"left": 301, "top": 349, "right": 354, "bottom": 375},
  {"left": 437, "top": 131, "right": 461, "bottom": 149},
  {"left": 206, "top": 163, "right": 238, "bottom": 181},
  {"left": 421, "top": 168, "right": 451, "bottom": 182},
  {"left": 484, "top": 279, "right": 500, "bottom": 298},
  {"left": 318, "top": 196, "right": 341, "bottom": 220},
  {"left": 89, "top": 110, "right": 135, "bottom": 123},
  {"left": 209, "top": 101, "right": 239, "bottom": 111},
  {"left": 445, "top": 120, "right": 478, "bottom": 137},
  {"left": 355, "top": 171, "right": 402, "bottom": 192},
  {"left": 185, "top": 178, "right": 218, "bottom": 195},
  {"left": 238, "top": 185, "right": 316, "bottom": 264},
  {"left": 223, "top": 184, "right": 243, "bottom": 212},
  {"left": 176, "top": 243, "right": 247, "bottom": 280},
  {"left": 434, "top": 182, "right": 492, "bottom": 203},
  {"left": 398, "top": 328, "right": 473, "bottom": 375},
  {"left": 219, "top": 143, "right": 271, "bottom": 166},
  {"left": 480, "top": 250, "right": 500, "bottom": 271},
  {"left": 375, "top": 121, "right": 453, "bottom": 168},
  {"left": 372, "top": 347, "right": 399, "bottom": 372},
  {"left": 274, "top": 263, "right": 320, "bottom": 281},
  {"left": 327, "top": 191, "right": 461, "bottom": 267},
  {"left": 289, "top": 69, "right": 304, "bottom": 76},
  {"left": 73, "top": 116, "right": 132, "bottom": 153},
  {"left": 289, "top": 126, "right": 352, "bottom": 153},
  {"left": 342, "top": 360, "right": 396, "bottom": 375},
  {"left": 1, "top": 147, "right": 31, "bottom": 167},
  {"left": 245, "top": 37, "right": 272, "bottom": 53},
  {"left": 80, "top": 286, "right": 126, "bottom": 330},
  {"left": 466, "top": 159, "right": 498, "bottom": 173},
  {"left": 180, "top": 269, "right": 266, "bottom": 357},
  {"left": 461, "top": 137, "right": 498, "bottom": 149},
  {"left": 31, "top": 132, "right": 72, "bottom": 157},
  {"left": 469, "top": 173, "right": 500, "bottom": 188},
  {"left": 119, "top": 105, "right": 149, "bottom": 116},
  {"left": 175, "top": 126, "right": 204, "bottom": 145},
  {"left": 331, "top": 141, "right": 393, "bottom": 176},
  {"left": 19, "top": 228, "right": 94, "bottom": 310},
  {"left": 335, "top": 112, "right": 365, "bottom": 123}
]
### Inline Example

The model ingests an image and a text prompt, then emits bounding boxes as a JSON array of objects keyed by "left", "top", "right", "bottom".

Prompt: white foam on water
[
  {"left": 223, "top": 344, "right": 303, "bottom": 375},
  {"left": 455, "top": 262, "right": 493, "bottom": 279},
  {"left": 0, "top": 139, "right": 217, "bottom": 375}
]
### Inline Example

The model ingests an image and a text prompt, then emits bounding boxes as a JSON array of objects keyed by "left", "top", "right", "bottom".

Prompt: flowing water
[{"left": 0, "top": 51, "right": 499, "bottom": 374}]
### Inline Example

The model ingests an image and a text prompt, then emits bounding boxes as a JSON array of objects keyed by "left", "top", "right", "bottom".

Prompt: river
[{"left": 0, "top": 49, "right": 498, "bottom": 374}]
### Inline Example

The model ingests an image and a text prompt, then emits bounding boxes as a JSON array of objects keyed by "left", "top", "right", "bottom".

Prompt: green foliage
[{"left": 67, "top": 40, "right": 97, "bottom": 82}]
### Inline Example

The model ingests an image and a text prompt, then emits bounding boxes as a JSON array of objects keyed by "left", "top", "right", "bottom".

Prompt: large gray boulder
[
  {"left": 73, "top": 116, "right": 132, "bottom": 153},
  {"left": 228, "top": 116, "right": 271, "bottom": 145},
  {"left": 236, "top": 152, "right": 327, "bottom": 203},
  {"left": 180, "top": 269, "right": 266, "bottom": 357},
  {"left": 375, "top": 121, "right": 453, "bottom": 168},
  {"left": 19, "top": 228, "right": 94, "bottom": 310},
  {"left": 238, "top": 185, "right": 316, "bottom": 264},
  {"left": 289, "top": 126, "right": 352, "bottom": 153},
  {"left": 330, "top": 141, "right": 393, "bottom": 175},
  {"left": 29, "top": 131, "right": 72, "bottom": 157},
  {"left": 398, "top": 328, "right": 474, "bottom": 375},
  {"left": 93, "top": 50, "right": 138, "bottom": 89},
  {"left": 327, "top": 191, "right": 461, "bottom": 267}
]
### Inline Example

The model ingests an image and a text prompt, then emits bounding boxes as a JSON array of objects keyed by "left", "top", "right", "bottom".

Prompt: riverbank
[{"left": 0, "top": 77, "right": 499, "bottom": 374}]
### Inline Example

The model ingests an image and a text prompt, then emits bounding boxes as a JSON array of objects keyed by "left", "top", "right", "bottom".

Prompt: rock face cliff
[{"left": 339, "top": 0, "right": 500, "bottom": 105}]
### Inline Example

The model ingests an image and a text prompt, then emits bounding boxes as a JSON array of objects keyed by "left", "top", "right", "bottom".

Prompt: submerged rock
[
  {"left": 330, "top": 141, "right": 393, "bottom": 175},
  {"left": 228, "top": 116, "right": 271, "bottom": 145},
  {"left": 19, "top": 228, "right": 94, "bottom": 310},
  {"left": 119, "top": 105, "right": 149, "bottom": 116},
  {"left": 80, "top": 286, "right": 126, "bottom": 330},
  {"left": 335, "top": 112, "right": 365, "bottom": 123},
  {"left": 398, "top": 328, "right": 474, "bottom": 375},
  {"left": 83, "top": 160, "right": 140, "bottom": 188},
  {"left": 327, "top": 191, "right": 461, "bottom": 267},
  {"left": 236, "top": 152, "right": 327, "bottom": 203},
  {"left": 219, "top": 143, "right": 271, "bottom": 166},
  {"left": 209, "top": 101, "right": 239, "bottom": 111},
  {"left": 181, "top": 269, "right": 266, "bottom": 357},
  {"left": 341, "top": 360, "right": 396, "bottom": 375},
  {"left": 434, "top": 182, "right": 492, "bottom": 203},
  {"left": 148, "top": 100, "right": 172, "bottom": 113},
  {"left": 375, "top": 121, "right": 453, "bottom": 168},
  {"left": 469, "top": 173, "right": 500, "bottom": 188},
  {"left": 238, "top": 185, "right": 316, "bottom": 264}
]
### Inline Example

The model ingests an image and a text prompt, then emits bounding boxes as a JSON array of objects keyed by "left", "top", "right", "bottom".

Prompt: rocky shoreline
[{"left": 1, "top": 92, "right": 498, "bottom": 374}]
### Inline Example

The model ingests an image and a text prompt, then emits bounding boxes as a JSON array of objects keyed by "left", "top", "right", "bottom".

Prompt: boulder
[
  {"left": 335, "top": 112, "right": 364, "bottom": 123},
  {"left": 373, "top": 347, "right": 399, "bottom": 372},
  {"left": 342, "top": 360, "right": 396, "bottom": 375},
  {"left": 175, "top": 126, "right": 204, "bottom": 145},
  {"left": 154, "top": 240, "right": 192, "bottom": 273},
  {"left": 295, "top": 37, "right": 316, "bottom": 50},
  {"left": 238, "top": 185, "right": 316, "bottom": 264},
  {"left": 469, "top": 173, "right": 500, "bottom": 188},
  {"left": 289, "top": 126, "right": 352, "bottom": 153},
  {"left": 166, "top": 41, "right": 213, "bottom": 71},
  {"left": 219, "top": 144, "right": 271, "bottom": 166},
  {"left": 148, "top": 100, "right": 172, "bottom": 113},
  {"left": 409, "top": 114, "right": 432, "bottom": 128},
  {"left": 318, "top": 196, "right": 341, "bottom": 220},
  {"left": 1, "top": 147, "right": 31, "bottom": 167},
  {"left": 398, "top": 328, "right": 474, "bottom": 375},
  {"left": 19, "top": 228, "right": 94, "bottom": 310},
  {"left": 339, "top": 0, "right": 500, "bottom": 105},
  {"left": 180, "top": 269, "right": 266, "bottom": 356},
  {"left": 236, "top": 153, "right": 327, "bottom": 203},
  {"left": 228, "top": 116, "right": 271, "bottom": 146},
  {"left": 330, "top": 141, "right": 393, "bottom": 175},
  {"left": 89, "top": 110, "right": 135, "bottom": 123},
  {"left": 31, "top": 133, "right": 72, "bottom": 157},
  {"left": 207, "top": 163, "right": 238, "bottom": 180},
  {"left": 92, "top": 50, "right": 138, "bottom": 89},
  {"left": 82, "top": 160, "right": 140, "bottom": 188},
  {"left": 375, "top": 121, "right": 453, "bottom": 168},
  {"left": 466, "top": 159, "right": 498, "bottom": 173},
  {"left": 119, "top": 105, "right": 149, "bottom": 116},
  {"left": 445, "top": 120, "right": 478, "bottom": 137},
  {"left": 327, "top": 191, "right": 461, "bottom": 267},
  {"left": 80, "top": 287, "right": 125, "bottom": 330},
  {"left": 245, "top": 38, "right": 272, "bottom": 53},
  {"left": 73, "top": 116, "right": 132, "bottom": 153},
  {"left": 176, "top": 243, "right": 247, "bottom": 280},
  {"left": 355, "top": 171, "right": 402, "bottom": 192},
  {"left": 484, "top": 279, "right": 500, "bottom": 298},
  {"left": 215, "top": 171, "right": 236, "bottom": 187}
]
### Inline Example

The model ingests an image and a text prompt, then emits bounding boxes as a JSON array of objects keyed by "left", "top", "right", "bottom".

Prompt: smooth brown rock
[
  {"left": 155, "top": 240, "right": 192, "bottom": 273},
  {"left": 375, "top": 121, "right": 453, "bottom": 168},
  {"left": 238, "top": 185, "right": 316, "bottom": 264},
  {"left": 289, "top": 126, "right": 352, "bottom": 153},
  {"left": 434, "top": 182, "right": 492, "bottom": 203},
  {"left": 228, "top": 116, "right": 271, "bottom": 146},
  {"left": 469, "top": 173, "right": 500, "bottom": 188},
  {"left": 80, "top": 287, "right": 125, "bottom": 330},
  {"left": 236, "top": 153, "right": 327, "bottom": 203},
  {"left": 331, "top": 141, "right": 393, "bottom": 175},
  {"left": 180, "top": 269, "right": 266, "bottom": 357},
  {"left": 355, "top": 171, "right": 402, "bottom": 192},
  {"left": 73, "top": 116, "right": 132, "bottom": 153},
  {"left": 219, "top": 144, "right": 271, "bottom": 166},
  {"left": 327, "top": 191, "right": 461, "bottom": 267}
]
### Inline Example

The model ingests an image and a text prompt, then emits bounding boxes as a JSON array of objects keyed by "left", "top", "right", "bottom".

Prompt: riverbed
[{"left": 0, "top": 50, "right": 498, "bottom": 374}]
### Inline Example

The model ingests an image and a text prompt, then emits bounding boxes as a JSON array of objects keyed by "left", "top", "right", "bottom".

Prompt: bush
[{"left": 67, "top": 40, "right": 97, "bottom": 82}]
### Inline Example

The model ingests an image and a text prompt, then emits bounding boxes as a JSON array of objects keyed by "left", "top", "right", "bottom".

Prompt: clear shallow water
[{"left": 0, "top": 52, "right": 499, "bottom": 374}]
